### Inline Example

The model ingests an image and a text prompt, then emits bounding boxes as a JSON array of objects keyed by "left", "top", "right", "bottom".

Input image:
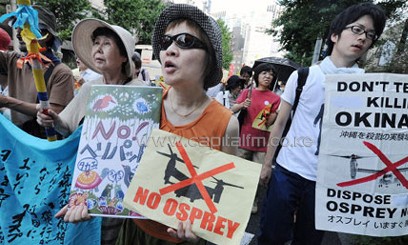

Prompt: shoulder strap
[
  {"left": 43, "top": 63, "right": 60, "bottom": 86},
  {"left": 273, "top": 67, "right": 309, "bottom": 161},
  {"left": 291, "top": 67, "right": 309, "bottom": 115},
  {"left": 141, "top": 69, "right": 146, "bottom": 81}
]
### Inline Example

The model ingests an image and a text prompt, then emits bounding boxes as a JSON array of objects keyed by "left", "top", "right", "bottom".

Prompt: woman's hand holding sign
[
  {"left": 55, "top": 204, "right": 91, "bottom": 223},
  {"left": 167, "top": 221, "right": 200, "bottom": 244}
]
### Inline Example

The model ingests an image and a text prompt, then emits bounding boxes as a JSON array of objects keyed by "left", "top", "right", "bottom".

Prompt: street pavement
[{"left": 243, "top": 185, "right": 353, "bottom": 245}]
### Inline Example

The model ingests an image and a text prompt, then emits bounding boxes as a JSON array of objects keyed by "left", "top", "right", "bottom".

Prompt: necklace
[{"left": 169, "top": 94, "right": 207, "bottom": 118}]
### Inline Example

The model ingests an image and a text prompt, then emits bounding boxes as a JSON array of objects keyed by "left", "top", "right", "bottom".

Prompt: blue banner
[{"left": 0, "top": 115, "right": 101, "bottom": 244}]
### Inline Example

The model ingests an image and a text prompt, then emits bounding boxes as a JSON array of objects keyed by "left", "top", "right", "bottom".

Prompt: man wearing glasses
[{"left": 258, "top": 3, "right": 387, "bottom": 245}]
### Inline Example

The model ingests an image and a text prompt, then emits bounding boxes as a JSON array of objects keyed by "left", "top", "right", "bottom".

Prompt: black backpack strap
[
  {"left": 273, "top": 67, "right": 309, "bottom": 162},
  {"left": 291, "top": 67, "right": 309, "bottom": 115}
]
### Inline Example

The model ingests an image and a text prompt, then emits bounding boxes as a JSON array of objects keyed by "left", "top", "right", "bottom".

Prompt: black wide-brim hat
[
  {"left": 152, "top": 4, "right": 223, "bottom": 86},
  {"left": 33, "top": 5, "right": 62, "bottom": 51}
]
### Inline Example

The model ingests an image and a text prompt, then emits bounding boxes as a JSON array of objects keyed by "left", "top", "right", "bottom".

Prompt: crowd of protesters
[{"left": 0, "top": 2, "right": 388, "bottom": 245}]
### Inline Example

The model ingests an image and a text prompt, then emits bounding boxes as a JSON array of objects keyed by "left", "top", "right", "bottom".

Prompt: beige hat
[{"left": 72, "top": 18, "right": 135, "bottom": 78}]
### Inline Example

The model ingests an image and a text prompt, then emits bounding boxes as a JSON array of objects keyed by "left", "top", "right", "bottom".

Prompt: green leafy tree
[
  {"left": 34, "top": 0, "right": 92, "bottom": 40},
  {"left": 364, "top": 15, "right": 408, "bottom": 73},
  {"left": 0, "top": 1, "right": 8, "bottom": 16},
  {"left": 103, "top": 0, "right": 165, "bottom": 44},
  {"left": 270, "top": 0, "right": 406, "bottom": 66},
  {"left": 217, "top": 19, "right": 233, "bottom": 70}
]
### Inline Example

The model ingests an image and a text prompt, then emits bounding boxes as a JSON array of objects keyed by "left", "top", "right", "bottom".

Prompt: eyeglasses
[
  {"left": 344, "top": 25, "right": 378, "bottom": 40},
  {"left": 160, "top": 33, "right": 207, "bottom": 51}
]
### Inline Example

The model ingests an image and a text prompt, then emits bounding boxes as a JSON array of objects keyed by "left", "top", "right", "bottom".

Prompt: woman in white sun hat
[
  {"left": 36, "top": 18, "right": 144, "bottom": 244},
  {"left": 37, "top": 18, "right": 143, "bottom": 136}
]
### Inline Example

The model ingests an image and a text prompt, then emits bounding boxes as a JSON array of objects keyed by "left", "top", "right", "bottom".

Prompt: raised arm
[{"left": 260, "top": 100, "right": 292, "bottom": 186}]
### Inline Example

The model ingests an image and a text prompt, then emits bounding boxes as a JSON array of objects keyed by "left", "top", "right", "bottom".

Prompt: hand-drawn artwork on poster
[
  {"left": 69, "top": 85, "right": 162, "bottom": 218},
  {"left": 123, "top": 129, "right": 261, "bottom": 245},
  {"left": 252, "top": 104, "right": 275, "bottom": 132},
  {"left": 316, "top": 73, "right": 408, "bottom": 237}
]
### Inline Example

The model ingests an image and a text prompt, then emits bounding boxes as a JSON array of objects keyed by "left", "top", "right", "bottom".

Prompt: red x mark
[
  {"left": 159, "top": 142, "right": 235, "bottom": 213},
  {"left": 337, "top": 141, "right": 408, "bottom": 188}
]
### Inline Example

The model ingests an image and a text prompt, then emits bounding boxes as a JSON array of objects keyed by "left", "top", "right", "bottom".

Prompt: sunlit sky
[
  {"left": 211, "top": 0, "right": 273, "bottom": 14},
  {"left": 172, "top": 0, "right": 275, "bottom": 15}
]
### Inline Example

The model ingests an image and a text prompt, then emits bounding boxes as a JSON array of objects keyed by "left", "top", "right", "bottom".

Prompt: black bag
[
  {"left": 237, "top": 108, "right": 247, "bottom": 129},
  {"left": 21, "top": 119, "right": 47, "bottom": 138},
  {"left": 273, "top": 67, "right": 309, "bottom": 160}
]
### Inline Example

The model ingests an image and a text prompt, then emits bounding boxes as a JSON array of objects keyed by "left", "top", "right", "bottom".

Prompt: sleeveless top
[{"left": 133, "top": 88, "right": 232, "bottom": 242}]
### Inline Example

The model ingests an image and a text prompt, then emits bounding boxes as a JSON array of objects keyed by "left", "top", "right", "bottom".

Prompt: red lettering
[
  {"left": 163, "top": 198, "right": 178, "bottom": 216},
  {"left": 213, "top": 216, "right": 227, "bottom": 236},
  {"left": 226, "top": 220, "right": 240, "bottom": 239},
  {"left": 176, "top": 203, "right": 190, "bottom": 221},
  {"left": 200, "top": 211, "right": 215, "bottom": 231},
  {"left": 146, "top": 192, "right": 161, "bottom": 210},
  {"left": 133, "top": 187, "right": 149, "bottom": 205},
  {"left": 189, "top": 207, "right": 203, "bottom": 225},
  {"left": 92, "top": 121, "right": 116, "bottom": 139}
]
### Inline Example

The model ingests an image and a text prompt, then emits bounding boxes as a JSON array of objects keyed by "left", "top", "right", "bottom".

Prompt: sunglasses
[{"left": 160, "top": 33, "right": 207, "bottom": 51}]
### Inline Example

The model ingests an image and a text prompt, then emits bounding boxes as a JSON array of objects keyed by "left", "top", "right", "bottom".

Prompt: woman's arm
[
  {"left": 260, "top": 100, "right": 292, "bottom": 186},
  {"left": 230, "top": 99, "right": 251, "bottom": 114},
  {"left": 265, "top": 111, "right": 278, "bottom": 128},
  {"left": 36, "top": 107, "right": 72, "bottom": 137},
  {"left": 221, "top": 115, "right": 239, "bottom": 155}
]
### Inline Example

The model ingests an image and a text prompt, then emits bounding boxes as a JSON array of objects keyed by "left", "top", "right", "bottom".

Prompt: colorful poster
[
  {"left": 316, "top": 73, "right": 408, "bottom": 236},
  {"left": 0, "top": 115, "right": 101, "bottom": 245},
  {"left": 252, "top": 104, "right": 274, "bottom": 132},
  {"left": 124, "top": 129, "right": 261, "bottom": 245},
  {"left": 69, "top": 85, "right": 162, "bottom": 218}
]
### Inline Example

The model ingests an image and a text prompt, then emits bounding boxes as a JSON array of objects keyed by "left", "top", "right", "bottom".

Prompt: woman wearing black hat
[{"left": 116, "top": 3, "right": 239, "bottom": 245}]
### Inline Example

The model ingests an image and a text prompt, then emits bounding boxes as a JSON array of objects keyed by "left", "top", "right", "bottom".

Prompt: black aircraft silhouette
[
  {"left": 174, "top": 176, "right": 244, "bottom": 203},
  {"left": 329, "top": 154, "right": 374, "bottom": 179},
  {"left": 157, "top": 144, "right": 187, "bottom": 184},
  {"left": 330, "top": 153, "right": 408, "bottom": 188},
  {"left": 157, "top": 144, "right": 244, "bottom": 203}
]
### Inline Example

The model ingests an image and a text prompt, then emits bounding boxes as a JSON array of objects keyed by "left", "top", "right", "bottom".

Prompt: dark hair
[
  {"left": 41, "top": 29, "right": 56, "bottom": 48},
  {"left": 132, "top": 52, "right": 142, "bottom": 70},
  {"left": 240, "top": 66, "right": 252, "bottom": 77},
  {"left": 253, "top": 63, "right": 276, "bottom": 87},
  {"left": 326, "top": 3, "right": 386, "bottom": 56},
  {"left": 225, "top": 75, "right": 245, "bottom": 91},
  {"left": 92, "top": 27, "right": 128, "bottom": 75}
]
